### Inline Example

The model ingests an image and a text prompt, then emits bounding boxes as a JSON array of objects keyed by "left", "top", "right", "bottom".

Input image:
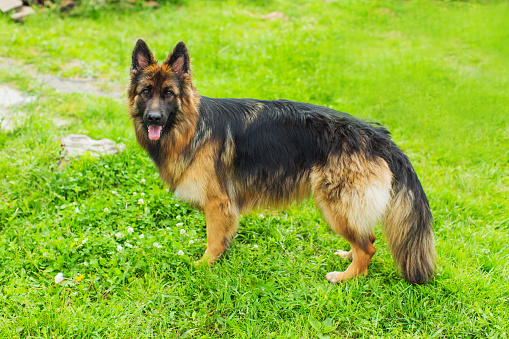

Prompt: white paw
[
  {"left": 333, "top": 249, "right": 352, "bottom": 260},
  {"left": 325, "top": 271, "right": 344, "bottom": 283}
]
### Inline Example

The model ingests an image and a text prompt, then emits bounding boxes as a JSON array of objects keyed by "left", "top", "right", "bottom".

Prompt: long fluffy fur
[{"left": 128, "top": 40, "right": 436, "bottom": 284}]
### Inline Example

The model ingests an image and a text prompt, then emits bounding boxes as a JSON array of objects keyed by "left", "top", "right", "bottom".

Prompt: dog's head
[{"left": 128, "top": 39, "right": 193, "bottom": 142}]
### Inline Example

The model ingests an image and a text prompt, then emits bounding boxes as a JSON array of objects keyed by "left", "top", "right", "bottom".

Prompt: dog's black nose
[{"left": 147, "top": 112, "right": 162, "bottom": 124}]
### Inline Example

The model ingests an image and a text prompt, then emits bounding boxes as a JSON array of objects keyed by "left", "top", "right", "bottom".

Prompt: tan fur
[
  {"left": 173, "top": 142, "right": 220, "bottom": 207},
  {"left": 312, "top": 154, "right": 392, "bottom": 234},
  {"left": 312, "top": 153, "right": 392, "bottom": 280},
  {"left": 237, "top": 172, "right": 312, "bottom": 212},
  {"left": 169, "top": 141, "right": 240, "bottom": 264},
  {"left": 221, "top": 126, "right": 236, "bottom": 170},
  {"left": 326, "top": 241, "right": 376, "bottom": 283},
  {"left": 184, "top": 142, "right": 240, "bottom": 264},
  {"left": 197, "top": 196, "right": 240, "bottom": 265},
  {"left": 382, "top": 188, "right": 435, "bottom": 283}
]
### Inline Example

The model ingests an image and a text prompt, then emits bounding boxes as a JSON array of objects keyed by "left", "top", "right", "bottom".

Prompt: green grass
[{"left": 1, "top": 0, "right": 508, "bottom": 337}]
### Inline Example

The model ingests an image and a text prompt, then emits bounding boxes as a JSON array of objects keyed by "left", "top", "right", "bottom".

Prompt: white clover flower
[
  {"left": 83, "top": 262, "right": 89, "bottom": 266},
  {"left": 180, "top": 228, "right": 186, "bottom": 235},
  {"left": 74, "top": 238, "right": 79, "bottom": 242},
  {"left": 127, "top": 227, "right": 134, "bottom": 234},
  {"left": 55, "top": 273, "right": 64, "bottom": 284},
  {"left": 125, "top": 242, "right": 133, "bottom": 248},
  {"left": 176, "top": 222, "right": 184, "bottom": 227},
  {"left": 82, "top": 238, "right": 88, "bottom": 244},
  {"left": 117, "top": 244, "right": 123, "bottom": 252},
  {"left": 140, "top": 192, "right": 145, "bottom": 196},
  {"left": 104, "top": 208, "right": 109, "bottom": 213},
  {"left": 141, "top": 178, "right": 146, "bottom": 184},
  {"left": 258, "top": 214, "right": 265, "bottom": 219},
  {"left": 139, "top": 234, "right": 145, "bottom": 239},
  {"left": 176, "top": 215, "right": 181, "bottom": 220},
  {"left": 75, "top": 207, "right": 80, "bottom": 213},
  {"left": 115, "top": 232, "right": 123, "bottom": 239},
  {"left": 253, "top": 244, "right": 259, "bottom": 249},
  {"left": 133, "top": 192, "right": 137, "bottom": 196},
  {"left": 177, "top": 250, "right": 184, "bottom": 256},
  {"left": 175, "top": 204, "right": 179, "bottom": 207},
  {"left": 153, "top": 242, "right": 162, "bottom": 248},
  {"left": 138, "top": 198, "right": 144, "bottom": 205},
  {"left": 188, "top": 239, "right": 195, "bottom": 245},
  {"left": 111, "top": 191, "right": 117, "bottom": 194},
  {"left": 104, "top": 165, "right": 109, "bottom": 168}
]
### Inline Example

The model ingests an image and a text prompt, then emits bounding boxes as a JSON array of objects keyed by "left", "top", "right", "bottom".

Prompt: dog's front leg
[{"left": 195, "top": 196, "right": 239, "bottom": 265}]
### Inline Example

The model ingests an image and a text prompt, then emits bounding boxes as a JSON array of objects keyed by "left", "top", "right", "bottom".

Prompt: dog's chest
[
  {"left": 169, "top": 143, "right": 218, "bottom": 208},
  {"left": 174, "top": 178, "right": 206, "bottom": 207}
]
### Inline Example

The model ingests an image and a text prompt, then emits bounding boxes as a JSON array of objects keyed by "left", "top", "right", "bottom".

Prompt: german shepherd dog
[{"left": 128, "top": 40, "right": 435, "bottom": 284}]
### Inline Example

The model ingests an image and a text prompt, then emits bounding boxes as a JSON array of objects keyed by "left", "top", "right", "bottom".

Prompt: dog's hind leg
[
  {"left": 317, "top": 201, "right": 377, "bottom": 282},
  {"left": 312, "top": 157, "right": 392, "bottom": 282},
  {"left": 326, "top": 240, "right": 376, "bottom": 283},
  {"left": 334, "top": 230, "right": 376, "bottom": 260},
  {"left": 195, "top": 196, "right": 239, "bottom": 266},
  {"left": 334, "top": 249, "right": 353, "bottom": 260}
]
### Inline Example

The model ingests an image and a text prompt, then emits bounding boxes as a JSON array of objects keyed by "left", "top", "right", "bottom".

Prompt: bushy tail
[{"left": 382, "top": 157, "right": 435, "bottom": 284}]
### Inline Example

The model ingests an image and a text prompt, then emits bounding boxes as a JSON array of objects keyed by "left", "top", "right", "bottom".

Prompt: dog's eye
[
  {"left": 165, "top": 90, "right": 174, "bottom": 98},
  {"left": 141, "top": 88, "right": 150, "bottom": 97}
]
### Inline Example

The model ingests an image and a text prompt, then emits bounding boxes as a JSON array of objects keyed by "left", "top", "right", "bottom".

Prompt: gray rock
[
  {"left": 0, "top": 84, "right": 35, "bottom": 131},
  {"left": 60, "top": 134, "right": 125, "bottom": 158}
]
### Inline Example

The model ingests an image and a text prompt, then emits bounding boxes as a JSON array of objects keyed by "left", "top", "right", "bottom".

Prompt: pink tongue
[{"left": 148, "top": 125, "right": 162, "bottom": 140}]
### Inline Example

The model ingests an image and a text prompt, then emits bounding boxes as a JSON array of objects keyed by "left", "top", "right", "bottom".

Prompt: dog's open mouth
[{"left": 148, "top": 125, "right": 163, "bottom": 140}]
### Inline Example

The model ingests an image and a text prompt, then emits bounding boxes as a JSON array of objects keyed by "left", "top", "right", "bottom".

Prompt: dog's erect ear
[
  {"left": 131, "top": 39, "right": 156, "bottom": 75},
  {"left": 164, "top": 41, "right": 191, "bottom": 80}
]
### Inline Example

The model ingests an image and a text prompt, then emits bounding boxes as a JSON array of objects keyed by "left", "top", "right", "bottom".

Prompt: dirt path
[
  {"left": 0, "top": 57, "right": 124, "bottom": 99},
  {"left": 0, "top": 57, "right": 124, "bottom": 131}
]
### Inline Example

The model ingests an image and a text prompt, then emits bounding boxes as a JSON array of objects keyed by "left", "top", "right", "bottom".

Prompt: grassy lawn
[{"left": 0, "top": 0, "right": 508, "bottom": 337}]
